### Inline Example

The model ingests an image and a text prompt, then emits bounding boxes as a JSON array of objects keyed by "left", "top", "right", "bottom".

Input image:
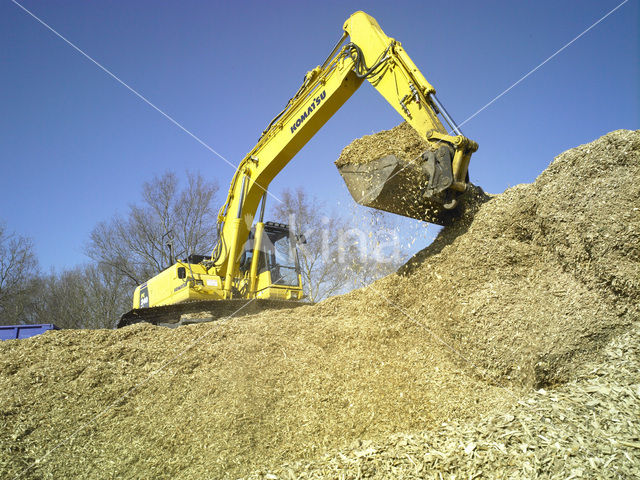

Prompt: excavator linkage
[{"left": 338, "top": 147, "right": 467, "bottom": 226}]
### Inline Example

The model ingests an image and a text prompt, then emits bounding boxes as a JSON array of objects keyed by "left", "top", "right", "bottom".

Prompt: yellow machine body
[
  {"left": 132, "top": 263, "right": 223, "bottom": 309},
  {"left": 119, "top": 11, "right": 477, "bottom": 327}
]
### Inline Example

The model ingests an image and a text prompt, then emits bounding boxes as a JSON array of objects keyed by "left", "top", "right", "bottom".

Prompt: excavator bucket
[{"left": 337, "top": 146, "right": 465, "bottom": 226}]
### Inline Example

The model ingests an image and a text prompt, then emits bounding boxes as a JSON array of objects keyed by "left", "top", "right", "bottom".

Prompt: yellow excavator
[{"left": 118, "top": 11, "right": 478, "bottom": 327}]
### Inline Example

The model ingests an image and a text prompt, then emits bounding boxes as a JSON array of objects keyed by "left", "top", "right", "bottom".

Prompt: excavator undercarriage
[{"left": 117, "top": 298, "right": 306, "bottom": 328}]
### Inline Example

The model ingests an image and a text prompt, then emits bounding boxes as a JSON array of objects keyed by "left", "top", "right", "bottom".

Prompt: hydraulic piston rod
[{"left": 429, "top": 93, "right": 463, "bottom": 137}]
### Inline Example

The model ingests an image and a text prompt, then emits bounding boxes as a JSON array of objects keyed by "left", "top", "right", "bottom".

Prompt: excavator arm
[{"left": 209, "top": 11, "right": 477, "bottom": 297}]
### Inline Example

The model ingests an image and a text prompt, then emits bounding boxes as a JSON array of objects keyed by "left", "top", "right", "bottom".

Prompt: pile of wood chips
[
  {"left": 244, "top": 321, "right": 640, "bottom": 479},
  {"left": 1, "top": 129, "right": 638, "bottom": 479}
]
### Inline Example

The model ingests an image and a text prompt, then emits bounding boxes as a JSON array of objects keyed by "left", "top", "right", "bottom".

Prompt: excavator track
[{"left": 117, "top": 299, "right": 307, "bottom": 329}]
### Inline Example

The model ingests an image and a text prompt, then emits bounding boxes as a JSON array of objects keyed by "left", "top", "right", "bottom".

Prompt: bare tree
[
  {"left": 0, "top": 223, "right": 38, "bottom": 325},
  {"left": 338, "top": 206, "right": 409, "bottom": 290},
  {"left": 86, "top": 171, "right": 219, "bottom": 286},
  {"left": 271, "top": 188, "right": 407, "bottom": 302},
  {"left": 270, "top": 188, "right": 343, "bottom": 301},
  {"left": 84, "top": 263, "right": 132, "bottom": 328},
  {"left": 34, "top": 263, "right": 130, "bottom": 329}
]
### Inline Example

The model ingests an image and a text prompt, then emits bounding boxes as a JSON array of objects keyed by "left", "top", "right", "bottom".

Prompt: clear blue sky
[{"left": 1, "top": 0, "right": 638, "bottom": 272}]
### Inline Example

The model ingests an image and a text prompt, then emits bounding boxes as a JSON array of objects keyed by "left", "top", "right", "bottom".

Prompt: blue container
[{"left": 0, "top": 324, "right": 59, "bottom": 341}]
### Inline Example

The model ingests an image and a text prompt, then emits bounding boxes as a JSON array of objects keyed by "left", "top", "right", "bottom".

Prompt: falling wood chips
[{"left": 1, "top": 130, "right": 639, "bottom": 479}]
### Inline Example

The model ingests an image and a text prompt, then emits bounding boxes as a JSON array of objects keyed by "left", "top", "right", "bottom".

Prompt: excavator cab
[{"left": 239, "top": 222, "right": 303, "bottom": 300}]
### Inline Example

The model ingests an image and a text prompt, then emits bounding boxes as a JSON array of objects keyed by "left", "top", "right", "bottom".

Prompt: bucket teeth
[{"left": 337, "top": 147, "right": 464, "bottom": 226}]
